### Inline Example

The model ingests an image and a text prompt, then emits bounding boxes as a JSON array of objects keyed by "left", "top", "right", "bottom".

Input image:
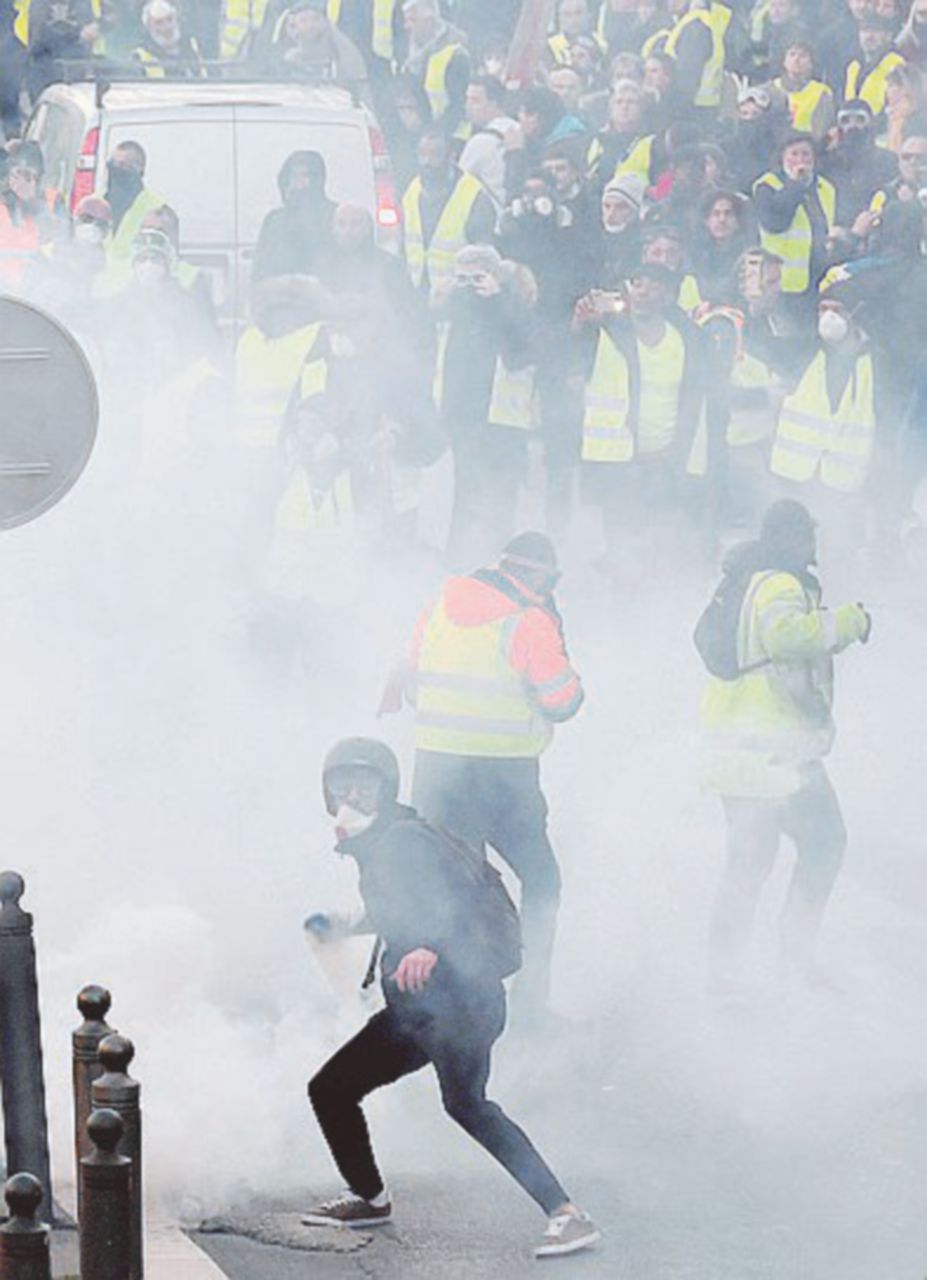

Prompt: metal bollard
[
  {"left": 79, "top": 1110, "right": 132, "bottom": 1280},
  {"left": 73, "top": 985, "right": 115, "bottom": 1223},
  {"left": 0, "top": 1172, "right": 51, "bottom": 1280},
  {"left": 92, "top": 1035, "right": 143, "bottom": 1280},
  {"left": 0, "top": 873, "right": 53, "bottom": 1223}
]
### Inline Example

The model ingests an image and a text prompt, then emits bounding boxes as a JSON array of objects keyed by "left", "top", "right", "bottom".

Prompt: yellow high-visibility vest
[
  {"left": 637, "top": 324, "right": 685, "bottom": 453},
  {"left": 371, "top": 0, "right": 396, "bottom": 60},
  {"left": 844, "top": 50, "right": 905, "bottom": 116},
  {"left": 615, "top": 134, "right": 655, "bottom": 183},
  {"left": 665, "top": 2, "right": 731, "bottom": 108},
  {"left": 414, "top": 594, "right": 553, "bottom": 758},
  {"left": 402, "top": 170, "right": 484, "bottom": 291},
  {"left": 677, "top": 273, "right": 702, "bottom": 314},
  {"left": 433, "top": 323, "right": 536, "bottom": 429},
  {"left": 775, "top": 78, "right": 833, "bottom": 133},
  {"left": 548, "top": 28, "right": 606, "bottom": 64},
  {"left": 234, "top": 322, "right": 324, "bottom": 447},
  {"left": 275, "top": 466, "right": 354, "bottom": 534},
  {"left": 221, "top": 0, "right": 269, "bottom": 59},
  {"left": 423, "top": 41, "right": 464, "bottom": 119},
  {"left": 582, "top": 328, "right": 633, "bottom": 463},
  {"left": 641, "top": 26, "right": 671, "bottom": 56},
  {"left": 771, "top": 348, "right": 875, "bottom": 494},
  {"left": 687, "top": 348, "right": 775, "bottom": 475},
  {"left": 105, "top": 187, "right": 166, "bottom": 263},
  {"left": 700, "top": 568, "right": 837, "bottom": 797},
  {"left": 132, "top": 37, "right": 204, "bottom": 78},
  {"left": 16, "top": 0, "right": 102, "bottom": 45},
  {"left": 753, "top": 171, "right": 836, "bottom": 293}
]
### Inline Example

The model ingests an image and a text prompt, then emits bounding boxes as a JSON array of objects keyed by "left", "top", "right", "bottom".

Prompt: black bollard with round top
[
  {"left": 0, "top": 873, "right": 53, "bottom": 1223},
  {"left": 92, "top": 1035, "right": 143, "bottom": 1280},
  {"left": 0, "top": 1172, "right": 51, "bottom": 1280},
  {"left": 80, "top": 1109, "right": 132, "bottom": 1280},
  {"left": 73, "top": 986, "right": 115, "bottom": 1222}
]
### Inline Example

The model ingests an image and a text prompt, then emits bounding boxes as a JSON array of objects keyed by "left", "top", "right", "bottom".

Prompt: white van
[{"left": 25, "top": 79, "right": 401, "bottom": 326}]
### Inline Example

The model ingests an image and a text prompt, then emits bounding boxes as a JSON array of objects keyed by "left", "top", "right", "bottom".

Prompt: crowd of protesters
[{"left": 1, "top": 0, "right": 927, "bottom": 603}]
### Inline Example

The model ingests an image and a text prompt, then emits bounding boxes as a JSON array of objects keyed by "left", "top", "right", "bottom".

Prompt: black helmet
[
  {"left": 322, "top": 737, "right": 400, "bottom": 814},
  {"left": 500, "top": 530, "right": 558, "bottom": 573},
  {"left": 760, "top": 498, "right": 815, "bottom": 544}
]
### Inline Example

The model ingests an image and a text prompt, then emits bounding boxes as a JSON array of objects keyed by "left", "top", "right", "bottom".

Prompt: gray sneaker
[
  {"left": 535, "top": 1208, "right": 601, "bottom": 1258},
  {"left": 301, "top": 1191, "right": 391, "bottom": 1228}
]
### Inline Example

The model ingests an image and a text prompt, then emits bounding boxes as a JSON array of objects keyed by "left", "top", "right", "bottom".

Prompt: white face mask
[
  {"left": 134, "top": 259, "right": 168, "bottom": 288},
  {"left": 818, "top": 310, "right": 849, "bottom": 344},
  {"left": 74, "top": 222, "right": 105, "bottom": 247},
  {"left": 333, "top": 804, "right": 376, "bottom": 842}
]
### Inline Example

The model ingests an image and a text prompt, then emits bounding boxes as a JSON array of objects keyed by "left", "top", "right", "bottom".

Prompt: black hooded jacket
[{"left": 338, "top": 802, "right": 502, "bottom": 1020}]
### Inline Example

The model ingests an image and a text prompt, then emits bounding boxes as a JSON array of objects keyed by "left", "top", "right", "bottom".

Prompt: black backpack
[
  {"left": 433, "top": 825, "right": 523, "bottom": 981},
  {"left": 694, "top": 568, "right": 773, "bottom": 681}
]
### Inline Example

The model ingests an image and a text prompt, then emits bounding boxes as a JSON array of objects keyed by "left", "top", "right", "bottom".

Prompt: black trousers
[
  {"left": 710, "top": 763, "right": 847, "bottom": 976},
  {"left": 411, "top": 752, "right": 562, "bottom": 1017},
  {"left": 308, "top": 996, "right": 569, "bottom": 1215}
]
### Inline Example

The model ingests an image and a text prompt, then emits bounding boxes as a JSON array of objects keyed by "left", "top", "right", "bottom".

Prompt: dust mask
[
  {"left": 818, "top": 310, "right": 849, "bottom": 344},
  {"left": 334, "top": 804, "right": 376, "bottom": 842}
]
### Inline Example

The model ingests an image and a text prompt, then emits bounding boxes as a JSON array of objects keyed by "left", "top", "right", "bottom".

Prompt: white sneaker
[
  {"left": 301, "top": 1190, "right": 391, "bottom": 1228},
  {"left": 535, "top": 1207, "right": 601, "bottom": 1258}
]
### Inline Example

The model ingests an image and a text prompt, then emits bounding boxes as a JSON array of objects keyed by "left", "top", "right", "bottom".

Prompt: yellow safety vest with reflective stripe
[
  {"left": 132, "top": 38, "right": 204, "bottom": 77},
  {"left": 548, "top": 28, "right": 606, "bottom": 64},
  {"left": 844, "top": 50, "right": 905, "bottom": 116},
  {"left": 414, "top": 596, "right": 553, "bottom": 757},
  {"left": 665, "top": 3, "right": 730, "bottom": 108},
  {"left": 637, "top": 324, "right": 685, "bottom": 453},
  {"left": 433, "top": 322, "right": 536, "bottom": 429},
  {"left": 234, "top": 322, "right": 324, "bottom": 447},
  {"left": 753, "top": 171, "right": 835, "bottom": 294},
  {"left": 221, "top": 0, "right": 269, "bottom": 58},
  {"left": 422, "top": 41, "right": 463, "bottom": 119},
  {"left": 105, "top": 187, "right": 166, "bottom": 263},
  {"left": 371, "top": 0, "right": 396, "bottom": 60},
  {"left": 771, "top": 348, "right": 875, "bottom": 494},
  {"left": 700, "top": 569, "right": 837, "bottom": 797},
  {"left": 687, "top": 348, "right": 775, "bottom": 475},
  {"left": 776, "top": 78, "right": 833, "bottom": 133},
  {"left": 16, "top": 0, "right": 103, "bottom": 45},
  {"left": 403, "top": 171, "right": 483, "bottom": 291},
  {"left": 582, "top": 328, "right": 633, "bottom": 463}
]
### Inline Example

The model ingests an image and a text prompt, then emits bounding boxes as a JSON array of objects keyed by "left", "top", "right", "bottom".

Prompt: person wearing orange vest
[
  {"left": 400, "top": 531, "right": 583, "bottom": 1029},
  {"left": 0, "top": 142, "right": 65, "bottom": 291}
]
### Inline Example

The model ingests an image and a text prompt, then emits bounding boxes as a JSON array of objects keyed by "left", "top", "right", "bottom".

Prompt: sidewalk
[{"left": 52, "top": 1186, "right": 230, "bottom": 1280}]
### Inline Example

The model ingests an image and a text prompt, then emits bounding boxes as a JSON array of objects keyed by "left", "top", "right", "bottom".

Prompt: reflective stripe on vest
[
  {"left": 771, "top": 349, "right": 875, "bottom": 493},
  {"left": 637, "top": 324, "right": 685, "bottom": 453},
  {"left": 776, "top": 78, "right": 832, "bottom": 133},
  {"left": 665, "top": 3, "right": 730, "bottom": 108},
  {"left": 221, "top": 0, "right": 269, "bottom": 58},
  {"left": 753, "top": 172, "right": 835, "bottom": 293},
  {"left": 133, "top": 37, "right": 203, "bottom": 77},
  {"left": 433, "top": 323, "right": 535, "bottom": 429},
  {"left": 372, "top": 0, "right": 396, "bottom": 60},
  {"left": 583, "top": 329, "right": 633, "bottom": 463},
  {"left": 424, "top": 42, "right": 463, "bottom": 119},
  {"left": 844, "top": 51, "right": 905, "bottom": 116},
  {"left": 235, "top": 322, "right": 323, "bottom": 447},
  {"left": 414, "top": 597, "right": 553, "bottom": 757},
  {"left": 402, "top": 171, "right": 483, "bottom": 290}
]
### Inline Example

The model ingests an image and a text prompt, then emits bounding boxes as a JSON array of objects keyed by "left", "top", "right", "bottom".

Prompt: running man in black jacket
[{"left": 302, "top": 737, "right": 600, "bottom": 1259}]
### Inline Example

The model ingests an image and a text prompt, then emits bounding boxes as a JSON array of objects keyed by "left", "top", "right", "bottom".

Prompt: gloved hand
[{"left": 833, "top": 603, "right": 871, "bottom": 649}]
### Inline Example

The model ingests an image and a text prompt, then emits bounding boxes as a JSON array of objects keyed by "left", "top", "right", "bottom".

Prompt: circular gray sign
[{"left": 0, "top": 297, "right": 98, "bottom": 530}]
